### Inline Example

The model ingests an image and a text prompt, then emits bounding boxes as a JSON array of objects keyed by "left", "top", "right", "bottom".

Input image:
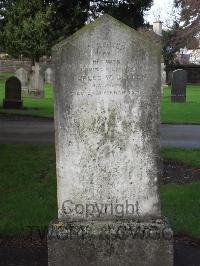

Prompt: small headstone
[
  {"left": 48, "top": 15, "right": 173, "bottom": 266},
  {"left": 45, "top": 68, "right": 53, "bottom": 84},
  {"left": 3, "top": 76, "right": 23, "bottom": 109},
  {"left": 28, "top": 63, "right": 44, "bottom": 98},
  {"left": 171, "top": 69, "right": 187, "bottom": 102},
  {"left": 161, "top": 63, "right": 166, "bottom": 95},
  {"left": 15, "top": 68, "right": 29, "bottom": 95}
]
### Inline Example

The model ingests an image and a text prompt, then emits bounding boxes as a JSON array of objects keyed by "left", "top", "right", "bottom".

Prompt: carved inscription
[{"left": 63, "top": 41, "right": 147, "bottom": 98}]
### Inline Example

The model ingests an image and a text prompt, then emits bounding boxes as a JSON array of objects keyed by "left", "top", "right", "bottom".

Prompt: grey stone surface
[
  {"left": 53, "top": 15, "right": 161, "bottom": 219},
  {"left": 171, "top": 69, "right": 187, "bottom": 102},
  {"left": 15, "top": 67, "right": 29, "bottom": 95},
  {"left": 45, "top": 67, "right": 53, "bottom": 84},
  {"left": 28, "top": 63, "right": 44, "bottom": 98},
  {"left": 48, "top": 219, "right": 173, "bottom": 266},
  {"left": 3, "top": 76, "right": 23, "bottom": 109},
  {"left": 49, "top": 14, "right": 173, "bottom": 265}
]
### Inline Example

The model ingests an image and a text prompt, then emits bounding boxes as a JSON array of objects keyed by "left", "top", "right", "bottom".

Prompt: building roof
[{"left": 138, "top": 28, "right": 163, "bottom": 48}]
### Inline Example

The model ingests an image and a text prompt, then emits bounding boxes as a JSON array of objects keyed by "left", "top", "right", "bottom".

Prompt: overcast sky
[{"left": 144, "top": 0, "right": 176, "bottom": 28}]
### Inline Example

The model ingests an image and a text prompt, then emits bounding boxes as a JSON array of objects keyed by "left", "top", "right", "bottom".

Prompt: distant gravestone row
[
  {"left": 15, "top": 66, "right": 53, "bottom": 97},
  {"left": 171, "top": 69, "right": 187, "bottom": 102},
  {"left": 2, "top": 66, "right": 54, "bottom": 109}
]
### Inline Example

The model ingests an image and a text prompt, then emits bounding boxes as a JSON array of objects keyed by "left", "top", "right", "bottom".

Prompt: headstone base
[
  {"left": 48, "top": 218, "right": 173, "bottom": 266},
  {"left": 171, "top": 95, "right": 186, "bottom": 103},
  {"left": 28, "top": 90, "right": 44, "bottom": 98},
  {"left": 21, "top": 87, "right": 29, "bottom": 97},
  {"left": 3, "top": 99, "right": 23, "bottom": 109}
]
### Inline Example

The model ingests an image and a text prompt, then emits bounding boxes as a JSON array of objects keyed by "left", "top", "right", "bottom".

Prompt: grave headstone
[
  {"left": 48, "top": 15, "right": 173, "bottom": 266},
  {"left": 161, "top": 63, "right": 166, "bottom": 95},
  {"left": 28, "top": 63, "right": 44, "bottom": 98},
  {"left": 15, "top": 67, "right": 29, "bottom": 95},
  {"left": 45, "top": 67, "right": 53, "bottom": 84},
  {"left": 3, "top": 76, "right": 23, "bottom": 109},
  {"left": 171, "top": 69, "right": 187, "bottom": 102}
]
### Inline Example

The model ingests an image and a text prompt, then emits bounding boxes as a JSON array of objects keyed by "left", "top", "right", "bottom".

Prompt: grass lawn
[
  {"left": 0, "top": 145, "right": 57, "bottom": 236},
  {"left": 161, "top": 85, "right": 200, "bottom": 124},
  {"left": 0, "top": 79, "right": 54, "bottom": 118},
  {"left": 161, "top": 182, "right": 200, "bottom": 239},
  {"left": 161, "top": 148, "right": 200, "bottom": 168},
  {"left": 0, "top": 145, "right": 200, "bottom": 239}
]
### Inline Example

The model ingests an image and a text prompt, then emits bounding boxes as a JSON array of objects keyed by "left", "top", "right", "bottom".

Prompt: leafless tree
[{"left": 174, "top": 0, "right": 200, "bottom": 48}]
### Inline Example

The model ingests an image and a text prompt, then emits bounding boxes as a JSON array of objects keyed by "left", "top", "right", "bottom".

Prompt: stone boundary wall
[
  {"left": 0, "top": 59, "right": 52, "bottom": 74},
  {"left": 166, "top": 65, "right": 200, "bottom": 84}
]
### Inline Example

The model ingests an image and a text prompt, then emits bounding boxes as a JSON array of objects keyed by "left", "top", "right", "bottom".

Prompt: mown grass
[
  {"left": 161, "top": 148, "right": 200, "bottom": 168},
  {"left": 0, "top": 145, "right": 57, "bottom": 236},
  {"left": 161, "top": 182, "right": 200, "bottom": 239},
  {"left": 161, "top": 85, "right": 200, "bottom": 124},
  {"left": 161, "top": 148, "right": 200, "bottom": 238},
  {"left": 0, "top": 145, "right": 199, "bottom": 238}
]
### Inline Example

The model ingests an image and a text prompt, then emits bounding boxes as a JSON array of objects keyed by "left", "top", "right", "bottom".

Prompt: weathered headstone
[
  {"left": 15, "top": 67, "right": 29, "bottom": 95},
  {"left": 3, "top": 76, "right": 23, "bottom": 109},
  {"left": 28, "top": 63, "right": 44, "bottom": 98},
  {"left": 161, "top": 63, "right": 166, "bottom": 95},
  {"left": 48, "top": 15, "right": 173, "bottom": 266},
  {"left": 171, "top": 69, "right": 187, "bottom": 102},
  {"left": 45, "top": 67, "right": 53, "bottom": 84}
]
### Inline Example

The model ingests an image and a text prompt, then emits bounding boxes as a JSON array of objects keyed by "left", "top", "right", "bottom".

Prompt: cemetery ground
[
  {"left": 0, "top": 145, "right": 200, "bottom": 238},
  {"left": 161, "top": 85, "right": 200, "bottom": 124},
  {"left": 0, "top": 145, "right": 200, "bottom": 265}
]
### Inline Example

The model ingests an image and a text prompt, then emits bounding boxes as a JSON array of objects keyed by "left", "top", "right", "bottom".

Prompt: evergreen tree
[
  {"left": 90, "top": 0, "right": 153, "bottom": 29},
  {"left": 0, "top": 0, "right": 89, "bottom": 62},
  {"left": 0, "top": 0, "right": 153, "bottom": 61}
]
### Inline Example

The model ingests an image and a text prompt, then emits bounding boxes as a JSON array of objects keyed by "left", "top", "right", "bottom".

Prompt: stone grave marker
[
  {"left": 28, "top": 63, "right": 44, "bottom": 98},
  {"left": 161, "top": 62, "right": 166, "bottom": 95},
  {"left": 48, "top": 15, "right": 173, "bottom": 266},
  {"left": 45, "top": 67, "right": 53, "bottom": 84},
  {"left": 3, "top": 76, "right": 23, "bottom": 109},
  {"left": 15, "top": 67, "right": 29, "bottom": 96},
  {"left": 171, "top": 69, "right": 187, "bottom": 102}
]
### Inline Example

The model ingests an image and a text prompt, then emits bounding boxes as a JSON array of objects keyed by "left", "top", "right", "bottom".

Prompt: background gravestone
[
  {"left": 48, "top": 15, "right": 173, "bottom": 266},
  {"left": 15, "top": 67, "right": 29, "bottom": 96},
  {"left": 171, "top": 69, "right": 187, "bottom": 102},
  {"left": 45, "top": 67, "right": 53, "bottom": 84},
  {"left": 161, "top": 62, "right": 166, "bottom": 95},
  {"left": 28, "top": 63, "right": 44, "bottom": 98},
  {"left": 3, "top": 76, "right": 23, "bottom": 109}
]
